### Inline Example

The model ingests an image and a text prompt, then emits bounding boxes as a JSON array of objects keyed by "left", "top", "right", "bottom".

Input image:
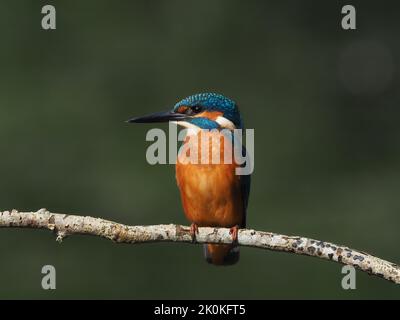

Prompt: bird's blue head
[{"left": 128, "top": 93, "right": 243, "bottom": 130}]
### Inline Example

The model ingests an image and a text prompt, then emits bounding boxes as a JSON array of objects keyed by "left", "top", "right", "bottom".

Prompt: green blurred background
[{"left": 0, "top": 0, "right": 399, "bottom": 299}]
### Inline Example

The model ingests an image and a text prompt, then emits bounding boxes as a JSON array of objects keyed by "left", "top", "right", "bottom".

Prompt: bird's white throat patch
[{"left": 172, "top": 121, "right": 200, "bottom": 136}]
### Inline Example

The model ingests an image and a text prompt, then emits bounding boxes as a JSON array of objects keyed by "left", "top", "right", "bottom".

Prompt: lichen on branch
[{"left": 0, "top": 209, "right": 399, "bottom": 284}]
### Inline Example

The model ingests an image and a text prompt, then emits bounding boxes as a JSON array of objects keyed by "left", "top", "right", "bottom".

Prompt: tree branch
[{"left": 1, "top": 209, "right": 399, "bottom": 284}]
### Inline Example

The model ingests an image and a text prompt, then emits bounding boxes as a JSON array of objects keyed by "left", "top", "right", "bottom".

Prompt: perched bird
[{"left": 128, "top": 93, "right": 251, "bottom": 265}]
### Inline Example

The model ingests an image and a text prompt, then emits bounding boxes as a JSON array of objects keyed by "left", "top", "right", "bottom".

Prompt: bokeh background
[{"left": 0, "top": 0, "right": 399, "bottom": 299}]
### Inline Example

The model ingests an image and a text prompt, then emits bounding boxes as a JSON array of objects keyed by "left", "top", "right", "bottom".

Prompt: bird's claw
[
  {"left": 190, "top": 223, "right": 199, "bottom": 242},
  {"left": 229, "top": 225, "right": 239, "bottom": 243}
]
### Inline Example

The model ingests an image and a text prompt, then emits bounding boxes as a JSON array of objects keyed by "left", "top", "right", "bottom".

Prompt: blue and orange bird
[{"left": 128, "top": 93, "right": 251, "bottom": 265}]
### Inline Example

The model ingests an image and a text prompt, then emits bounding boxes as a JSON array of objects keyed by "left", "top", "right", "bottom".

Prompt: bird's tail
[{"left": 203, "top": 244, "right": 239, "bottom": 266}]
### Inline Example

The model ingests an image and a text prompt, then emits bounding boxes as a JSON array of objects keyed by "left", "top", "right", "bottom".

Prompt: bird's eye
[{"left": 191, "top": 106, "right": 202, "bottom": 114}]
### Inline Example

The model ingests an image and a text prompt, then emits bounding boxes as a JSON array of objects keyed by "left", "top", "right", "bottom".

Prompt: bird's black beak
[{"left": 126, "top": 111, "right": 188, "bottom": 123}]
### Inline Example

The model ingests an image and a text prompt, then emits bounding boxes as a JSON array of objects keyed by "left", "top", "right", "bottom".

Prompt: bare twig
[{"left": 0, "top": 209, "right": 399, "bottom": 284}]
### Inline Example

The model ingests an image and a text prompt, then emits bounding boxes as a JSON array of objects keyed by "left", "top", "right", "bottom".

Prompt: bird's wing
[
  {"left": 239, "top": 145, "right": 251, "bottom": 228},
  {"left": 223, "top": 130, "right": 252, "bottom": 228}
]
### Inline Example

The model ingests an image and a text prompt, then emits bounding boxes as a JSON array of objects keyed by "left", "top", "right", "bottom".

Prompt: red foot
[
  {"left": 190, "top": 223, "right": 199, "bottom": 242},
  {"left": 229, "top": 225, "right": 239, "bottom": 243}
]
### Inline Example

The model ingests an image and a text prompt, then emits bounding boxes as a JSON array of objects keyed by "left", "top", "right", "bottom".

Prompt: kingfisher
[{"left": 127, "top": 93, "right": 251, "bottom": 265}]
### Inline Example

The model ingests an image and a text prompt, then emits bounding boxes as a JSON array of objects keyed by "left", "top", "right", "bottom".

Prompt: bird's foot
[
  {"left": 229, "top": 225, "right": 240, "bottom": 243},
  {"left": 190, "top": 223, "right": 199, "bottom": 242}
]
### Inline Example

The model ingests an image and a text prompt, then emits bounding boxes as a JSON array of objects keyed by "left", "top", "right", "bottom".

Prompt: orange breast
[{"left": 175, "top": 130, "right": 244, "bottom": 227}]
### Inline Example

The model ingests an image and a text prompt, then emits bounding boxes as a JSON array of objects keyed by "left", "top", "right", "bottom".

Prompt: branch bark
[{"left": 1, "top": 209, "right": 399, "bottom": 284}]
